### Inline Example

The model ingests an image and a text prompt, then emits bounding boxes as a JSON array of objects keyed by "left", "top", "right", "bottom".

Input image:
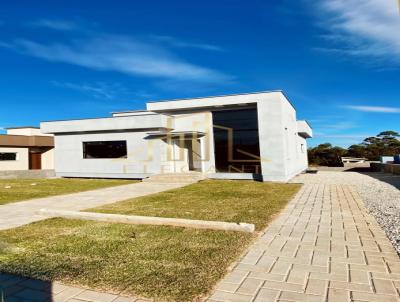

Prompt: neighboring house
[
  {"left": 41, "top": 91, "right": 312, "bottom": 182},
  {"left": 0, "top": 127, "right": 54, "bottom": 171}
]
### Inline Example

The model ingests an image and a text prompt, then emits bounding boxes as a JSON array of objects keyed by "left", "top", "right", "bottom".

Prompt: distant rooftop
[{"left": 5, "top": 126, "right": 39, "bottom": 130}]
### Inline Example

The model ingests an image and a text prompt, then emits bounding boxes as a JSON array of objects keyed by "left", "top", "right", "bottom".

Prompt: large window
[
  {"left": 212, "top": 108, "right": 261, "bottom": 173},
  {"left": 0, "top": 152, "right": 17, "bottom": 161},
  {"left": 83, "top": 141, "right": 127, "bottom": 159}
]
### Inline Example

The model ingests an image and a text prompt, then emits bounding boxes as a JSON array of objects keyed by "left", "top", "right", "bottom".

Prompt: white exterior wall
[
  {"left": 257, "top": 94, "right": 309, "bottom": 181},
  {"left": 296, "top": 136, "right": 308, "bottom": 173},
  {"left": 256, "top": 95, "right": 287, "bottom": 181},
  {"left": 41, "top": 148, "right": 54, "bottom": 169},
  {"left": 0, "top": 147, "right": 29, "bottom": 170},
  {"left": 53, "top": 131, "right": 167, "bottom": 178}
]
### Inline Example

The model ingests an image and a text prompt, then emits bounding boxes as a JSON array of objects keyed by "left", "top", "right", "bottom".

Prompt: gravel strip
[{"left": 291, "top": 171, "right": 400, "bottom": 254}]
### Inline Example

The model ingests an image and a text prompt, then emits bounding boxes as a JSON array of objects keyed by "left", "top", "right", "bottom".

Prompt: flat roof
[
  {"left": 147, "top": 90, "right": 284, "bottom": 103},
  {"left": 146, "top": 90, "right": 297, "bottom": 112},
  {"left": 5, "top": 126, "right": 39, "bottom": 129},
  {"left": 110, "top": 109, "right": 148, "bottom": 114}
]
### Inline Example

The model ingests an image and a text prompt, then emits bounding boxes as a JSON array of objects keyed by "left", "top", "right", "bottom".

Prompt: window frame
[
  {"left": 82, "top": 140, "right": 128, "bottom": 159},
  {"left": 0, "top": 152, "right": 18, "bottom": 161}
]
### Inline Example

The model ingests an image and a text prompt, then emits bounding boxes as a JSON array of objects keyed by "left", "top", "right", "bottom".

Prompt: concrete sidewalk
[
  {"left": 0, "top": 181, "right": 187, "bottom": 230},
  {"left": 208, "top": 183, "right": 400, "bottom": 302}
]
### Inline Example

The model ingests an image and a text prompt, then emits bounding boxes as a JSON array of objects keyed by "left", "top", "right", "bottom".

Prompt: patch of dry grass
[
  {"left": 0, "top": 219, "right": 252, "bottom": 301},
  {"left": 0, "top": 178, "right": 136, "bottom": 205},
  {"left": 90, "top": 180, "right": 301, "bottom": 231}
]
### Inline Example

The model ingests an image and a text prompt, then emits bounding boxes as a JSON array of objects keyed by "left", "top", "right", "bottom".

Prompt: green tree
[
  {"left": 347, "top": 144, "right": 366, "bottom": 158},
  {"left": 361, "top": 131, "right": 400, "bottom": 160},
  {"left": 310, "top": 130, "right": 400, "bottom": 164},
  {"left": 308, "top": 143, "right": 346, "bottom": 166}
]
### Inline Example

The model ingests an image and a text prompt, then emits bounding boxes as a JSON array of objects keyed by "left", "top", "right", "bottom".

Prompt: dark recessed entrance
[{"left": 212, "top": 107, "right": 261, "bottom": 174}]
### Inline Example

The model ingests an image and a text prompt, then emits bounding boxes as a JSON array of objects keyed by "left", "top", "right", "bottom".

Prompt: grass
[
  {"left": 0, "top": 180, "right": 301, "bottom": 301},
  {"left": 89, "top": 180, "right": 301, "bottom": 231},
  {"left": 0, "top": 178, "right": 136, "bottom": 205}
]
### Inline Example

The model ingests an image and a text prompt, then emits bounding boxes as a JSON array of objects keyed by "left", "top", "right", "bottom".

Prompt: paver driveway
[{"left": 208, "top": 182, "right": 400, "bottom": 302}]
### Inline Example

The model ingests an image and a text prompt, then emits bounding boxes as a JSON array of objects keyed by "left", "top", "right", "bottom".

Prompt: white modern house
[{"left": 41, "top": 91, "right": 312, "bottom": 182}]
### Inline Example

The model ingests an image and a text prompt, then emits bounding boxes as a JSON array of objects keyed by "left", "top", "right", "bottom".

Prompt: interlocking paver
[
  {"left": 253, "top": 288, "right": 279, "bottom": 302},
  {"left": 210, "top": 290, "right": 253, "bottom": 302},
  {"left": 351, "top": 291, "right": 399, "bottom": 302},
  {"left": 217, "top": 282, "right": 241, "bottom": 293},
  {"left": 112, "top": 297, "right": 136, "bottom": 302},
  {"left": 372, "top": 278, "right": 398, "bottom": 295},
  {"left": 207, "top": 183, "right": 400, "bottom": 301},
  {"left": 236, "top": 278, "right": 264, "bottom": 295},
  {"left": 305, "top": 278, "right": 327, "bottom": 296},
  {"left": 0, "top": 272, "right": 150, "bottom": 302}
]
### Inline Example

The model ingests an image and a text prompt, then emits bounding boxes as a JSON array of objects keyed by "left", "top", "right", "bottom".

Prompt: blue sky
[{"left": 0, "top": 0, "right": 399, "bottom": 147}]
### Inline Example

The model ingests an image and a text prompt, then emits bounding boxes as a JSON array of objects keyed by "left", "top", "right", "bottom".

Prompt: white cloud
[
  {"left": 1, "top": 35, "right": 230, "bottom": 82},
  {"left": 150, "top": 35, "right": 223, "bottom": 52},
  {"left": 28, "top": 19, "right": 80, "bottom": 31},
  {"left": 319, "top": 121, "right": 357, "bottom": 130},
  {"left": 52, "top": 81, "right": 117, "bottom": 99},
  {"left": 315, "top": 0, "right": 400, "bottom": 63},
  {"left": 314, "top": 133, "right": 370, "bottom": 139},
  {"left": 344, "top": 105, "right": 400, "bottom": 113},
  {"left": 52, "top": 81, "right": 155, "bottom": 100}
]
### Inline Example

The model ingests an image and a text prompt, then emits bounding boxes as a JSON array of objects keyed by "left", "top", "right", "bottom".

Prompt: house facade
[
  {"left": 41, "top": 91, "right": 312, "bottom": 182},
  {"left": 0, "top": 127, "right": 54, "bottom": 171}
]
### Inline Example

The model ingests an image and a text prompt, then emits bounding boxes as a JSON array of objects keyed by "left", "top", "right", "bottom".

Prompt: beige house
[{"left": 0, "top": 127, "right": 54, "bottom": 171}]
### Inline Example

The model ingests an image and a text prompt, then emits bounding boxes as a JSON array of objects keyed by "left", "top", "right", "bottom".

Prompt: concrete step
[{"left": 142, "top": 172, "right": 206, "bottom": 184}]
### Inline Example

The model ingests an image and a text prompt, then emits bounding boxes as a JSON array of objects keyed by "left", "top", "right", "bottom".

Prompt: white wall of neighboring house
[
  {"left": 6, "top": 127, "right": 52, "bottom": 136},
  {"left": 0, "top": 147, "right": 29, "bottom": 170}
]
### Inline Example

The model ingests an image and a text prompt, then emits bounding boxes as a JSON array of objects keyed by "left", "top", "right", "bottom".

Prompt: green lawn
[
  {"left": 0, "top": 180, "right": 301, "bottom": 301},
  {"left": 89, "top": 180, "right": 301, "bottom": 231},
  {"left": 0, "top": 178, "right": 136, "bottom": 205}
]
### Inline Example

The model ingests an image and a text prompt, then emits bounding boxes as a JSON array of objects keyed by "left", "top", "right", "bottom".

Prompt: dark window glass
[
  {"left": 212, "top": 108, "right": 261, "bottom": 174},
  {"left": 83, "top": 141, "right": 127, "bottom": 159},
  {"left": 0, "top": 152, "right": 17, "bottom": 161}
]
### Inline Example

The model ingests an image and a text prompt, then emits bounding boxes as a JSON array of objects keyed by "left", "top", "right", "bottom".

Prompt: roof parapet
[{"left": 297, "top": 120, "right": 313, "bottom": 138}]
